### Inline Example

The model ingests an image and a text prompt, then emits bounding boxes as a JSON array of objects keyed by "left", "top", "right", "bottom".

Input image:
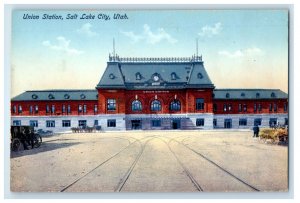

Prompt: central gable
[{"left": 96, "top": 56, "right": 214, "bottom": 89}]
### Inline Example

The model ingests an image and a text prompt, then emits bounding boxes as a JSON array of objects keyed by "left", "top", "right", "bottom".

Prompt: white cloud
[
  {"left": 120, "top": 31, "right": 143, "bottom": 43},
  {"left": 218, "top": 50, "right": 244, "bottom": 58},
  {"left": 218, "top": 47, "right": 264, "bottom": 58},
  {"left": 77, "top": 23, "right": 97, "bottom": 37},
  {"left": 244, "top": 47, "right": 264, "bottom": 56},
  {"left": 42, "top": 36, "right": 84, "bottom": 55},
  {"left": 198, "top": 22, "right": 222, "bottom": 37},
  {"left": 121, "top": 24, "right": 178, "bottom": 44}
]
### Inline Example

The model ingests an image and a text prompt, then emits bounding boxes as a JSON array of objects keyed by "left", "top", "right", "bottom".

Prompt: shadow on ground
[{"left": 10, "top": 141, "right": 80, "bottom": 158}]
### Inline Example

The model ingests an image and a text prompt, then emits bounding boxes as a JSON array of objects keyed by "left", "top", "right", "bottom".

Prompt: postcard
[{"left": 9, "top": 8, "right": 289, "bottom": 194}]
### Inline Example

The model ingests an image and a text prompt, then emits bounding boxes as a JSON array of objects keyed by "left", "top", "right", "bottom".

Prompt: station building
[{"left": 11, "top": 55, "right": 288, "bottom": 132}]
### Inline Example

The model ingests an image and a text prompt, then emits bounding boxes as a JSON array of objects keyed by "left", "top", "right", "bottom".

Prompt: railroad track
[
  {"left": 114, "top": 137, "right": 156, "bottom": 192},
  {"left": 168, "top": 137, "right": 260, "bottom": 192},
  {"left": 153, "top": 136, "right": 203, "bottom": 192},
  {"left": 60, "top": 135, "right": 154, "bottom": 192}
]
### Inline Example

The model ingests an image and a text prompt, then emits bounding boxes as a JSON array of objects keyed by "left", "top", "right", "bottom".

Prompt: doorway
[
  {"left": 224, "top": 119, "right": 232, "bottom": 129},
  {"left": 172, "top": 119, "right": 181, "bottom": 129},
  {"left": 131, "top": 120, "right": 142, "bottom": 130}
]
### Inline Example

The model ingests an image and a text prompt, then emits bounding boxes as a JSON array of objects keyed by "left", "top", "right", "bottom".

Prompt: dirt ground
[{"left": 10, "top": 130, "right": 288, "bottom": 192}]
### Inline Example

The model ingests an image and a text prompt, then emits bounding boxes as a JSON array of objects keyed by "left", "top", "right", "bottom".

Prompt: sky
[{"left": 11, "top": 10, "right": 288, "bottom": 97}]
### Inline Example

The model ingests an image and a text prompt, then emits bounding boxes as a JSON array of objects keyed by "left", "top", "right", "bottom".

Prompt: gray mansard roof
[
  {"left": 213, "top": 89, "right": 288, "bottom": 100},
  {"left": 96, "top": 56, "right": 214, "bottom": 89},
  {"left": 11, "top": 90, "right": 98, "bottom": 101}
]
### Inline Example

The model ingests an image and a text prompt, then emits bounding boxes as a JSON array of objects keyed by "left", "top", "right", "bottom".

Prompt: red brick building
[{"left": 11, "top": 55, "right": 288, "bottom": 132}]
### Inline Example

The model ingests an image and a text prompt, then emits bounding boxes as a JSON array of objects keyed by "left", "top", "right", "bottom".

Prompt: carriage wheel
[
  {"left": 33, "top": 134, "right": 42, "bottom": 148},
  {"left": 11, "top": 138, "right": 21, "bottom": 152}
]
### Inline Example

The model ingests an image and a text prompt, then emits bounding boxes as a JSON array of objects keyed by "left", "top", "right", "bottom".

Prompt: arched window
[
  {"left": 132, "top": 100, "right": 142, "bottom": 111},
  {"left": 271, "top": 92, "right": 276, "bottom": 98},
  {"left": 136, "top": 72, "right": 142, "bottom": 80},
  {"left": 170, "top": 100, "right": 181, "bottom": 111},
  {"left": 197, "top": 73, "right": 203, "bottom": 79},
  {"left": 151, "top": 100, "right": 161, "bottom": 111},
  {"left": 171, "top": 72, "right": 177, "bottom": 80}
]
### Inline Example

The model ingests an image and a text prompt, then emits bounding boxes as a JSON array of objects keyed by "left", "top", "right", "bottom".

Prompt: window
[
  {"left": 94, "top": 120, "right": 98, "bottom": 126},
  {"left": 12, "top": 105, "right": 17, "bottom": 114},
  {"left": 46, "top": 120, "right": 55, "bottom": 128},
  {"left": 136, "top": 72, "right": 142, "bottom": 80},
  {"left": 107, "top": 99, "right": 116, "bottom": 111},
  {"left": 269, "top": 103, "right": 273, "bottom": 112},
  {"left": 107, "top": 119, "right": 116, "bottom": 127},
  {"left": 18, "top": 105, "right": 22, "bottom": 114},
  {"left": 238, "top": 104, "right": 242, "bottom": 112},
  {"left": 274, "top": 103, "right": 277, "bottom": 112},
  {"left": 132, "top": 100, "right": 142, "bottom": 111},
  {"left": 284, "top": 103, "right": 287, "bottom": 112},
  {"left": 285, "top": 118, "right": 288, "bottom": 126},
  {"left": 223, "top": 104, "right": 227, "bottom": 112},
  {"left": 228, "top": 104, "right": 232, "bottom": 111},
  {"left": 226, "top": 93, "right": 230, "bottom": 98},
  {"left": 46, "top": 105, "right": 50, "bottom": 113},
  {"left": 170, "top": 100, "right": 181, "bottom": 111},
  {"left": 48, "top": 94, "right": 55, "bottom": 99},
  {"left": 254, "top": 118, "right": 262, "bottom": 126},
  {"left": 51, "top": 105, "right": 55, "bottom": 114},
  {"left": 243, "top": 104, "right": 247, "bottom": 112},
  {"left": 271, "top": 92, "right": 276, "bottom": 98},
  {"left": 256, "top": 93, "right": 260, "bottom": 98},
  {"left": 94, "top": 105, "right": 98, "bottom": 114},
  {"left": 254, "top": 104, "right": 257, "bottom": 112},
  {"left": 213, "top": 119, "right": 217, "bottom": 127},
  {"left": 196, "top": 98, "right": 204, "bottom": 110},
  {"left": 67, "top": 105, "right": 71, "bottom": 114},
  {"left": 35, "top": 105, "right": 39, "bottom": 114},
  {"left": 269, "top": 118, "right": 277, "bottom": 127},
  {"left": 196, "top": 118, "right": 205, "bottom": 126},
  {"left": 78, "top": 105, "right": 82, "bottom": 113},
  {"left": 239, "top": 118, "right": 247, "bottom": 126},
  {"left": 151, "top": 100, "right": 161, "bottom": 111},
  {"left": 62, "top": 120, "right": 71, "bottom": 127},
  {"left": 13, "top": 120, "right": 21, "bottom": 126},
  {"left": 197, "top": 73, "right": 203, "bottom": 79},
  {"left": 62, "top": 105, "right": 66, "bottom": 113},
  {"left": 241, "top": 92, "right": 245, "bottom": 97},
  {"left": 258, "top": 104, "right": 262, "bottom": 112},
  {"left": 151, "top": 120, "right": 161, "bottom": 127},
  {"left": 213, "top": 104, "right": 217, "bottom": 112},
  {"left": 30, "top": 120, "right": 38, "bottom": 127},
  {"left": 171, "top": 72, "right": 177, "bottom": 80},
  {"left": 78, "top": 120, "right": 87, "bottom": 128},
  {"left": 28, "top": 105, "right": 32, "bottom": 114},
  {"left": 83, "top": 104, "right": 87, "bottom": 114}
]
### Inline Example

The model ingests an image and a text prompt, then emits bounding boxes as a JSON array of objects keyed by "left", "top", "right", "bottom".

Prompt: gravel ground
[{"left": 10, "top": 130, "right": 288, "bottom": 192}]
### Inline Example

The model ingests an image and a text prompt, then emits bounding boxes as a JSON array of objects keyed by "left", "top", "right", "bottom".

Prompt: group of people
[{"left": 13, "top": 127, "right": 35, "bottom": 150}]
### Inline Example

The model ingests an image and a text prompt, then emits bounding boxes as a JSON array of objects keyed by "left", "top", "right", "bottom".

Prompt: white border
[{"left": 2, "top": 2, "right": 298, "bottom": 202}]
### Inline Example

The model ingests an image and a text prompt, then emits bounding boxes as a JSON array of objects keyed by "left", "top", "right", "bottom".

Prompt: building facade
[{"left": 11, "top": 55, "right": 288, "bottom": 132}]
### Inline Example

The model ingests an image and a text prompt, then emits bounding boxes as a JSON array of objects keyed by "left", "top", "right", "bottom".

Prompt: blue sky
[{"left": 11, "top": 10, "right": 288, "bottom": 97}]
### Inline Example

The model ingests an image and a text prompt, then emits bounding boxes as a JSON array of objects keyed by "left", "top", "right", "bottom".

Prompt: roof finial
[
  {"left": 196, "top": 38, "right": 198, "bottom": 57},
  {"left": 113, "top": 38, "right": 116, "bottom": 57}
]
